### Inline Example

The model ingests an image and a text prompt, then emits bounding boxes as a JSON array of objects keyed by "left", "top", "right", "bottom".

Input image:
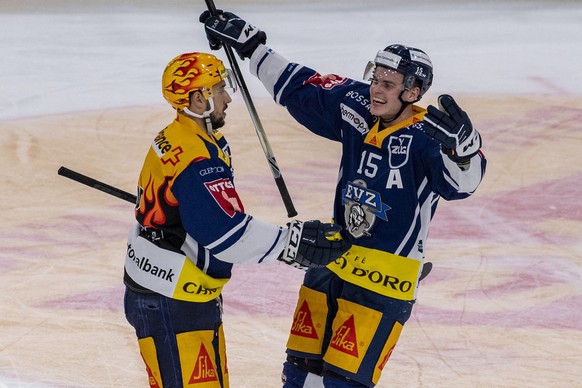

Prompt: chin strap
[
  {"left": 183, "top": 97, "right": 215, "bottom": 135},
  {"left": 381, "top": 89, "right": 421, "bottom": 126},
  {"left": 381, "top": 92, "right": 410, "bottom": 125}
]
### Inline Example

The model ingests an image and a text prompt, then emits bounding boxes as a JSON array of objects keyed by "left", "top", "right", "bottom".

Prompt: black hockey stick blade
[
  {"left": 58, "top": 166, "right": 137, "bottom": 204},
  {"left": 419, "top": 261, "right": 433, "bottom": 281}
]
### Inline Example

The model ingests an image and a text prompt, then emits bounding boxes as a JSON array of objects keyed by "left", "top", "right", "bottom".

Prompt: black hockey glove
[
  {"left": 200, "top": 9, "right": 224, "bottom": 51},
  {"left": 423, "top": 94, "right": 482, "bottom": 163},
  {"left": 278, "top": 220, "right": 351, "bottom": 270},
  {"left": 200, "top": 10, "right": 267, "bottom": 59}
]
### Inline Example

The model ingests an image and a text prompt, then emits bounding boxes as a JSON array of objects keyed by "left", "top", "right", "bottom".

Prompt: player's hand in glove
[
  {"left": 200, "top": 9, "right": 224, "bottom": 51},
  {"left": 423, "top": 94, "right": 482, "bottom": 163},
  {"left": 278, "top": 220, "right": 351, "bottom": 271},
  {"left": 199, "top": 10, "right": 267, "bottom": 59}
]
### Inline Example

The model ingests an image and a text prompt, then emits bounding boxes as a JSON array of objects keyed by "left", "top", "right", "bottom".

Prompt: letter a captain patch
[{"left": 287, "top": 286, "right": 328, "bottom": 354}]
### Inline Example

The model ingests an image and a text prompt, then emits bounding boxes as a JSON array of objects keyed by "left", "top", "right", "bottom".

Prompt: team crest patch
[
  {"left": 342, "top": 180, "right": 390, "bottom": 238},
  {"left": 204, "top": 178, "right": 244, "bottom": 217},
  {"left": 388, "top": 135, "right": 412, "bottom": 169},
  {"left": 305, "top": 73, "right": 348, "bottom": 90}
]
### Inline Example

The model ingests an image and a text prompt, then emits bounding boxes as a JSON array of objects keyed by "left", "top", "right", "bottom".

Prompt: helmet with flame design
[{"left": 162, "top": 52, "right": 237, "bottom": 110}]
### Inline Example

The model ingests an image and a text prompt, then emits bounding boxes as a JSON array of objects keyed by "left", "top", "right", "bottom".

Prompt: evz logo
[{"left": 342, "top": 180, "right": 390, "bottom": 238}]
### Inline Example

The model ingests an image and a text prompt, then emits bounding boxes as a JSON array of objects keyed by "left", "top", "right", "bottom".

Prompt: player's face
[
  {"left": 210, "top": 80, "right": 233, "bottom": 130},
  {"left": 369, "top": 67, "right": 407, "bottom": 121}
]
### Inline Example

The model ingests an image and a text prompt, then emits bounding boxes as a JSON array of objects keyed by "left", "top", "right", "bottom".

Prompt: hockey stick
[
  {"left": 203, "top": 0, "right": 298, "bottom": 218},
  {"left": 57, "top": 166, "right": 136, "bottom": 204}
]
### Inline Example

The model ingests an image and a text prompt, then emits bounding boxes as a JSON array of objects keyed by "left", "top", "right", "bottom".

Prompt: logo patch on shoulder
[
  {"left": 305, "top": 73, "right": 348, "bottom": 90},
  {"left": 204, "top": 178, "right": 244, "bottom": 217}
]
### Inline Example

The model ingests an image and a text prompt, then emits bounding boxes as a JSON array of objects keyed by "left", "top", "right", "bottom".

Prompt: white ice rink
[
  {"left": 2, "top": 0, "right": 581, "bottom": 121},
  {"left": 1, "top": 0, "right": 582, "bottom": 387}
]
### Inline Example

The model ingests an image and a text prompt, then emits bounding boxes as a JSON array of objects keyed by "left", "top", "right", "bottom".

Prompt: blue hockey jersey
[
  {"left": 249, "top": 45, "right": 486, "bottom": 300},
  {"left": 124, "top": 113, "right": 288, "bottom": 302}
]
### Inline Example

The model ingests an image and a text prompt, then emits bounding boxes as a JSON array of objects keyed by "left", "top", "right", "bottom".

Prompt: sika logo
[
  {"left": 188, "top": 343, "right": 218, "bottom": 384},
  {"left": 329, "top": 315, "right": 359, "bottom": 357},
  {"left": 290, "top": 300, "right": 318, "bottom": 339},
  {"left": 377, "top": 344, "right": 396, "bottom": 372},
  {"left": 142, "top": 356, "right": 161, "bottom": 388}
]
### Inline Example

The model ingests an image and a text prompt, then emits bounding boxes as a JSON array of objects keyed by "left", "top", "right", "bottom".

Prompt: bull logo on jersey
[
  {"left": 342, "top": 180, "right": 390, "bottom": 238},
  {"left": 388, "top": 135, "right": 412, "bottom": 169}
]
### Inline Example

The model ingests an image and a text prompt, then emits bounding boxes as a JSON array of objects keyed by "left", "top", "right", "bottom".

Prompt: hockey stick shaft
[
  {"left": 204, "top": 0, "right": 297, "bottom": 218},
  {"left": 58, "top": 166, "right": 136, "bottom": 204}
]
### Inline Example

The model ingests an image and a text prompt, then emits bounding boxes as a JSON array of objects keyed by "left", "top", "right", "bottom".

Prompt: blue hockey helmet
[{"left": 364, "top": 44, "right": 433, "bottom": 99}]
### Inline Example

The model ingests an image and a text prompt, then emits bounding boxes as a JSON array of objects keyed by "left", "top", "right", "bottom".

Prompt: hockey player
[
  {"left": 123, "top": 52, "right": 351, "bottom": 388},
  {"left": 201, "top": 12, "right": 487, "bottom": 388}
]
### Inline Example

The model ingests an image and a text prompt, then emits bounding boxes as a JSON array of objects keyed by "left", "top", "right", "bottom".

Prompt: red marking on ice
[
  {"left": 431, "top": 172, "right": 582, "bottom": 243},
  {"left": 528, "top": 76, "right": 570, "bottom": 94},
  {"left": 414, "top": 294, "right": 582, "bottom": 330},
  {"left": 415, "top": 257, "right": 582, "bottom": 329},
  {"left": 223, "top": 265, "right": 304, "bottom": 316},
  {"left": 38, "top": 286, "right": 124, "bottom": 312}
]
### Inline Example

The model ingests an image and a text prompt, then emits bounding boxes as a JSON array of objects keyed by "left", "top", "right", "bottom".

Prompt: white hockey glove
[
  {"left": 278, "top": 220, "right": 351, "bottom": 271},
  {"left": 200, "top": 10, "right": 267, "bottom": 59},
  {"left": 423, "top": 94, "right": 482, "bottom": 163}
]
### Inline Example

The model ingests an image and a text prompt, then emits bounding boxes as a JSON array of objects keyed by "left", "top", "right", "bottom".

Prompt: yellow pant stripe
[
  {"left": 138, "top": 337, "right": 164, "bottom": 388},
  {"left": 323, "top": 299, "right": 382, "bottom": 374},
  {"left": 176, "top": 330, "right": 223, "bottom": 387},
  {"left": 286, "top": 286, "right": 328, "bottom": 355}
]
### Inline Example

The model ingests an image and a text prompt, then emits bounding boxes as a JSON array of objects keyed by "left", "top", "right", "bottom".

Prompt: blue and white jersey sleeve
[
  {"left": 172, "top": 158, "right": 287, "bottom": 265},
  {"left": 417, "top": 127, "right": 486, "bottom": 200},
  {"left": 250, "top": 44, "right": 360, "bottom": 142}
]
